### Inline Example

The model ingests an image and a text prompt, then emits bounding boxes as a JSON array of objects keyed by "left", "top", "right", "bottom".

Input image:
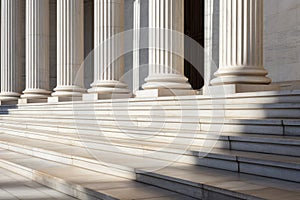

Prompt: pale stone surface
[
  {"left": 205, "top": 0, "right": 300, "bottom": 88},
  {"left": 135, "top": 89, "right": 196, "bottom": 98},
  {"left": 264, "top": 0, "right": 300, "bottom": 88},
  {"left": 0, "top": 167, "right": 77, "bottom": 199},
  {"left": 52, "top": 0, "right": 86, "bottom": 98},
  {"left": 0, "top": 0, "right": 25, "bottom": 102},
  {"left": 21, "top": 0, "right": 51, "bottom": 101},
  {"left": 142, "top": 0, "right": 193, "bottom": 96},
  {"left": 207, "top": 84, "right": 279, "bottom": 95},
  {"left": 211, "top": 0, "right": 271, "bottom": 86},
  {"left": 88, "top": 0, "right": 131, "bottom": 99}
]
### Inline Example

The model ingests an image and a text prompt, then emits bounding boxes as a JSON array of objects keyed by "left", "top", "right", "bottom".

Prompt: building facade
[
  {"left": 1, "top": 0, "right": 299, "bottom": 104},
  {"left": 0, "top": 0, "right": 300, "bottom": 199}
]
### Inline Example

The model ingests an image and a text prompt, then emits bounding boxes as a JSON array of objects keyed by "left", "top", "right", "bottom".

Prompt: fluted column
[
  {"left": 52, "top": 0, "right": 85, "bottom": 98},
  {"left": 211, "top": 0, "right": 271, "bottom": 85},
  {"left": 0, "top": 0, "right": 24, "bottom": 102},
  {"left": 21, "top": 0, "right": 51, "bottom": 100},
  {"left": 88, "top": 0, "right": 130, "bottom": 99},
  {"left": 142, "top": 0, "right": 193, "bottom": 95}
]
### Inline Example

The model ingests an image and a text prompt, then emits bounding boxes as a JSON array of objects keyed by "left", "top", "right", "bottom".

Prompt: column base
[
  {"left": 205, "top": 84, "right": 280, "bottom": 95},
  {"left": 20, "top": 89, "right": 51, "bottom": 104},
  {"left": 135, "top": 88, "right": 196, "bottom": 98},
  {"left": 86, "top": 80, "right": 132, "bottom": 100},
  {"left": 51, "top": 85, "right": 86, "bottom": 98},
  {"left": 142, "top": 74, "right": 192, "bottom": 90},
  {"left": 210, "top": 68, "right": 272, "bottom": 86},
  {"left": 0, "top": 92, "right": 20, "bottom": 105},
  {"left": 140, "top": 74, "right": 195, "bottom": 98}
]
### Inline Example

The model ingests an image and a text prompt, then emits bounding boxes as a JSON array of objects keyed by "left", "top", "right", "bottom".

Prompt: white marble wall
[{"left": 264, "top": 0, "right": 300, "bottom": 88}]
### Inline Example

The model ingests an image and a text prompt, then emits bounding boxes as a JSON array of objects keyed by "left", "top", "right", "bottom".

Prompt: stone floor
[{"left": 0, "top": 167, "right": 77, "bottom": 200}]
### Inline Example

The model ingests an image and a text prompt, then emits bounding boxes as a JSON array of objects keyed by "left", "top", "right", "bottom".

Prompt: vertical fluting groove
[
  {"left": 219, "top": 0, "right": 223, "bottom": 67},
  {"left": 232, "top": 0, "right": 237, "bottom": 67},
  {"left": 149, "top": 0, "right": 153, "bottom": 75}
]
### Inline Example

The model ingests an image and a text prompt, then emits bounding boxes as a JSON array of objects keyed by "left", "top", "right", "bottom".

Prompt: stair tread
[
  {"left": 140, "top": 165, "right": 300, "bottom": 200},
  {"left": 0, "top": 133, "right": 300, "bottom": 170},
  {"left": 1, "top": 134, "right": 300, "bottom": 200},
  {"left": 197, "top": 148, "right": 300, "bottom": 168},
  {"left": 0, "top": 166, "right": 78, "bottom": 199},
  {"left": 2, "top": 119, "right": 300, "bottom": 143},
  {"left": 0, "top": 149, "right": 193, "bottom": 200}
]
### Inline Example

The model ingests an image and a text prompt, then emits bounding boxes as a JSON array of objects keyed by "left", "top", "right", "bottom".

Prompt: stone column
[
  {"left": 210, "top": 0, "right": 273, "bottom": 90},
  {"left": 20, "top": 0, "right": 51, "bottom": 103},
  {"left": 138, "top": 0, "right": 194, "bottom": 98},
  {"left": 85, "top": 0, "right": 131, "bottom": 100},
  {"left": 0, "top": 0, "right": 24, "bottom": 103},
  {"left": 51, "top": 0, "right": 85, "bottom": 100}
]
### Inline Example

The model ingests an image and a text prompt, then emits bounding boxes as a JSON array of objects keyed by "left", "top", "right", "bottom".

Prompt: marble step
[
  {"left": 194, "top": 148, "right": 300, "bottom": 182},
  {"left": 1, "top": 116, "right": 299, "bottom": 136},
  {"left": 136, "top": 165, "right": 300, "bottom": 200},
  {"left": 1, "top": 120, "right": 300, "bottom": 157},
  {"left": 0, "top": 166, "right": 78, "bottom": 199},
  {"left": 2, "top": 103, "right": 300, "bottom": 119},
  {"left": 5, "top": 101, "right": 300, "bottom": 111},
  {"left": 0, "top": 132, "right": 299, "bottom": 183},
  {"left": 11, "top": 89, "right": 300, "bottom": 106},
  {"left": 0, "top": 149, "right": 194, "bottom": 200}
]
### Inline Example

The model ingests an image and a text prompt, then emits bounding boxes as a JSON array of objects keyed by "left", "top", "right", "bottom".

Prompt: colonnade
[{"left": 0, "top": 0, "right": 271, "bottom": 104}]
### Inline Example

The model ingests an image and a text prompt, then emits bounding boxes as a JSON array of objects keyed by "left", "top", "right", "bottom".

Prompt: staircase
[{"left": 0, "top": 90, "right": 300, "bottom": 200}]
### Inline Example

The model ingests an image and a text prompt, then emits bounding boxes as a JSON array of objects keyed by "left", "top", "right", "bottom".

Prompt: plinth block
[
  {"left": 82, "top": 93, "right": 132, "bottom": 101},
  {"left": 135, "top": 89, "right": 196, "bottom": 98},
  {"left": 47, "top": 96, "right": 82, "bottom": 103}
]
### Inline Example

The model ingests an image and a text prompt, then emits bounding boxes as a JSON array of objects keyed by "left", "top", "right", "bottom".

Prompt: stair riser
[
  {"left": 231, "top": 142, "right": 300, "bottom": 157},
  {"left": 136, "top": 173, "right": 262, "bottom": 200},
  {"left": 196, "top": 157, "right": 300, "bottom": 183}
]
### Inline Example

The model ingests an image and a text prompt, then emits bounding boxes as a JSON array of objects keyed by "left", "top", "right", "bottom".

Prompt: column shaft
[
  {"left": 211, "top": 0, "right": 271, "bottom": 85},
  {"left": 143, "top": 0, "right": 192, "bottom": 92},
  {"left": 22, "top": 0, "right": 51, "bottom": 100},
  {"left": 52, "top": 0, "right": 85, "bottom": 97},
  {"left": 88, "top": 0, "right": 130, "bottom": 98},
  {"left": 0, "top": 0, "right": 24, "bottom": 101}
]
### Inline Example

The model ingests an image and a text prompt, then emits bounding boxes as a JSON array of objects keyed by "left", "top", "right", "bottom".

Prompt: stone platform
[{"left": 0, "top": 90, "right": 300, "bottom": 199}]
